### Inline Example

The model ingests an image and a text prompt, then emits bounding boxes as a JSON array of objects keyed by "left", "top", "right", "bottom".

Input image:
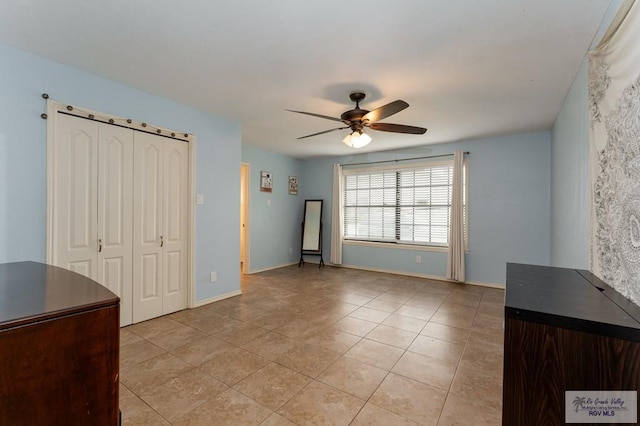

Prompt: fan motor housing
[
  {"left": 341, "top": 91, "right": 369, "bottom": 125},
  {"left": 340, "top": 108, "right": 369, "bottom": 123}
]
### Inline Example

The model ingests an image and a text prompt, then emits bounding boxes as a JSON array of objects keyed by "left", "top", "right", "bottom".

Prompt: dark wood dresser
[
  {"left": 503, "top": 263, "right": 640, "bottom": 425},
  {"left": 0, "top": 261, "right": 120, "bottom": 425}
]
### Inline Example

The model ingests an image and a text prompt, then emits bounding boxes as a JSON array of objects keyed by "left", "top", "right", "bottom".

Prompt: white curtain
[
  {"left": 589, "top": 0, "right": 640, "bottom": 305},
  {"left": 330, "top": 163, "right": 344, "bottom": 264},
  {"left": 447, "top": 151, "right": 465, "bottom": 282}
]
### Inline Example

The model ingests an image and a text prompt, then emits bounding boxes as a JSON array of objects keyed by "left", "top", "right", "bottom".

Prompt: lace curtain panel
[{"left": 589, "top": 0, "right": 640, "bottom": 305}]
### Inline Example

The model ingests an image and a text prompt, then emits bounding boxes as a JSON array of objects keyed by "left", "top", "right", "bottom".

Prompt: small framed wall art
[
  {"left": 260, "top": 171, "right": 273, "bottom": 192},
  {"left": 289, "top": 176, "right": 299, "bottom": 195}
]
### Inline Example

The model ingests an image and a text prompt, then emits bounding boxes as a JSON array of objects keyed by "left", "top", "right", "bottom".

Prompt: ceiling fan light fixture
[
  {"left": 342, "top": 133, "right": 353, "bottom": 147},
  {"left": 290, "top": 92, "right": 426, "bottom": 143},
  {"left": 343, "top": 131, "right": 371, "bottom": 148},
  {"left": 352, "top": 131, "right": 372, "bottom": 148}
]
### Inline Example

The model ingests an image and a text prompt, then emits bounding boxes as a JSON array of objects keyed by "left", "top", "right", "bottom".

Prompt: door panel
[
  {"left": 142, "top": 145, "right": 162, "bottom": 243},
  {"left": 97, "top": 124, "right": 134, "bottom": 326},
  {"left": 132, "top": 132, "right": 164, "bottom": 323},
  {"left": 100, "top": 256, "right": 125, "bottom": 305},
  {"left": 68, "top": 260, "right": 93, "bottom": 278},
  {"left": 141, "top": 254, "right": 161, "bottom": 299},
  {"left": 162, "top": 140, "right": 188, "bottom": 314},
  {"left": 164, "top": 251, "right": 181, "bottom": 294},
  {"left": 52, "top": 114, "right": 99, "bottom": 280},
  {"left": 68, "top": 134, "right": 93, "bottom": 250},
  {"left": 165, "top": 144, "right": 186, "bottom": 242}
]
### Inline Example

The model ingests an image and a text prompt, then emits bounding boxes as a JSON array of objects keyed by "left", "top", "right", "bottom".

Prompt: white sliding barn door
[
  {"left": 97, "top": 125, "right": 134, "bottom": 326},
  {"left": 162, "top": 139, "right": 189, "bottom": 315},
  {"left": 51, "top": 114, "right": 99, "bottom": 279},
  {"left": 132, "top": 133, "right": 188, "bottom": 322},
  {"left": 133, "top": 132, "right": 165, "bottom": 322},
  {"left": 51, "top": 114, "right": 135, "bottom": 326},
  {"left": 49, "top": 106, "right": 191, "bottom": 326}
]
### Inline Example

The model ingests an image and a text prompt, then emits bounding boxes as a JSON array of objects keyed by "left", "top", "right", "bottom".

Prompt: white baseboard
[
  {"left": 465, "top": 280, "right": 505, "bottom": 289},
  {"left": 247, "top": 260, "right": 505, "bottom": 290},
  {"left": 247, "top": 261, "right": 298, "bottom": 274},
  {"left": 192, "top": 290, "right": 242, "bottom": 308},
  {"left": 337, "top": 263, "right": 504, "bottom": 289}
]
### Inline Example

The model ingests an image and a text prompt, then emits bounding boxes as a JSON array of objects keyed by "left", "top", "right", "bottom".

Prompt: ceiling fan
[{"left": 287, "top": 92, "right": 427, "bottom": 148}]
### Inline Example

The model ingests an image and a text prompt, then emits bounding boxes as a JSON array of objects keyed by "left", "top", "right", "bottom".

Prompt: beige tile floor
[{"left": 120, "top": 265, "right": 504, "bottom": 425}]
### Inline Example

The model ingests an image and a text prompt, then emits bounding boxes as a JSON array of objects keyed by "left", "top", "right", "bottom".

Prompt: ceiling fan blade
[
  {"left": 368, "top": 122, "right": 427, "bottom": 135},
  {"left": 297, "top": 127, "right": 349, "bottom": 139},
  {"left": 362, "top": 100, "right": 409, "bottom": 123},
  {"left": 286, "top": 109, "right": 344, "bottom": 123}
]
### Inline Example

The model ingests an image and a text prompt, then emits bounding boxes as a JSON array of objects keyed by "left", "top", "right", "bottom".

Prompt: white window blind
[{"left": 343, "top": 161, "right": 467, "bottom": 246}]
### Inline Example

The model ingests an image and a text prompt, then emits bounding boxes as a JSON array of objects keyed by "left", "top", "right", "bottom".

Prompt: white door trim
[
  {"left": 241, "top": 162, "right": 250, "bottom": 274},
  {"left": 187, "top": 128, "right": 196, "bottom": 308}
]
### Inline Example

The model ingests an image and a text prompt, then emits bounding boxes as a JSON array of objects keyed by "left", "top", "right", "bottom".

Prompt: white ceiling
[{"left": 0, "top": 0, "right": 613, "bottom": 159}]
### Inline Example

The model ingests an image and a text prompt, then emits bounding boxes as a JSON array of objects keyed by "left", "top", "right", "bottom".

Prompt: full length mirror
[{"left": 302, "top": 200, "right": 323, "bottom": 251}]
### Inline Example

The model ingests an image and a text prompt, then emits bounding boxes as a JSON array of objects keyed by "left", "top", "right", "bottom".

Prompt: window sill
[{"left": 343, "top": 239, "right": 448, "bottom": 253}]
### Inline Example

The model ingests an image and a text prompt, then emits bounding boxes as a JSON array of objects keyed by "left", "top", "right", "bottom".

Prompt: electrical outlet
[
  {"left": 289, "top": 247, "right": 293, "bottom": 254},
  {"left": 210, "top": 271, "right": 217, "bottom": 282},
  {"left": 416, "top": 255, "right": 422, "bottom": 264}
]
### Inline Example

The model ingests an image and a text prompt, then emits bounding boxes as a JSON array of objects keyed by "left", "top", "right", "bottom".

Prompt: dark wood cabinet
[
  {"left": 503, "top": 263, "right": 640, "bottom": 425},
  {"left": 0, "top": 261, "right": 120, "bottom": 425}
]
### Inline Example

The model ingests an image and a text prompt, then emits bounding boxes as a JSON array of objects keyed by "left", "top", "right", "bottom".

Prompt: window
[{"left": 343, "top": 160, "right": 467, "bottom": 247}]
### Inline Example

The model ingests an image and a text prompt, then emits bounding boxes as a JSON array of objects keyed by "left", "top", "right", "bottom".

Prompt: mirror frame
[{"left": 301, "top": 199, "right": 323, "bottom": 252}]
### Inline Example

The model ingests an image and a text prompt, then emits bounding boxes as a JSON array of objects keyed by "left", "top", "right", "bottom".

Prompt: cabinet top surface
[
  {"left": 0, "top": 261, "right": 119, "bottom": 329},
  {"left": 506, "top": 263, "right": 640, "bottom": 338}
]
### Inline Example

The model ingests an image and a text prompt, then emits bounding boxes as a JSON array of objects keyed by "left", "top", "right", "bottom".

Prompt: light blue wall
[
  {"left": 241, "top": 144, "right": 304, "bottom": 272},
  {"left": 302, "top": 131, "right": 551, "bottom": 286},
  {"left": 0, "top": 44, "right": 241, "bottom": 303},
  {"left": 550, "top": 59, "right": 590, "bottom": 269}
]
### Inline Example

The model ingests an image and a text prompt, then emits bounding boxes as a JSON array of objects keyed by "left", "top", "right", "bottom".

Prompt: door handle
[
  {"left": 98, "top": 238, "right": 102, "bottom": 253},
  {"left": 160, "top": 235, "right": 164, "bottom": 248}
]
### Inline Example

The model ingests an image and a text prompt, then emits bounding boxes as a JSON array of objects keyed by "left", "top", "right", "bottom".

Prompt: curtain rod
[{"left": 342, "top": 151, "right": 469, "bottom": 167}]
